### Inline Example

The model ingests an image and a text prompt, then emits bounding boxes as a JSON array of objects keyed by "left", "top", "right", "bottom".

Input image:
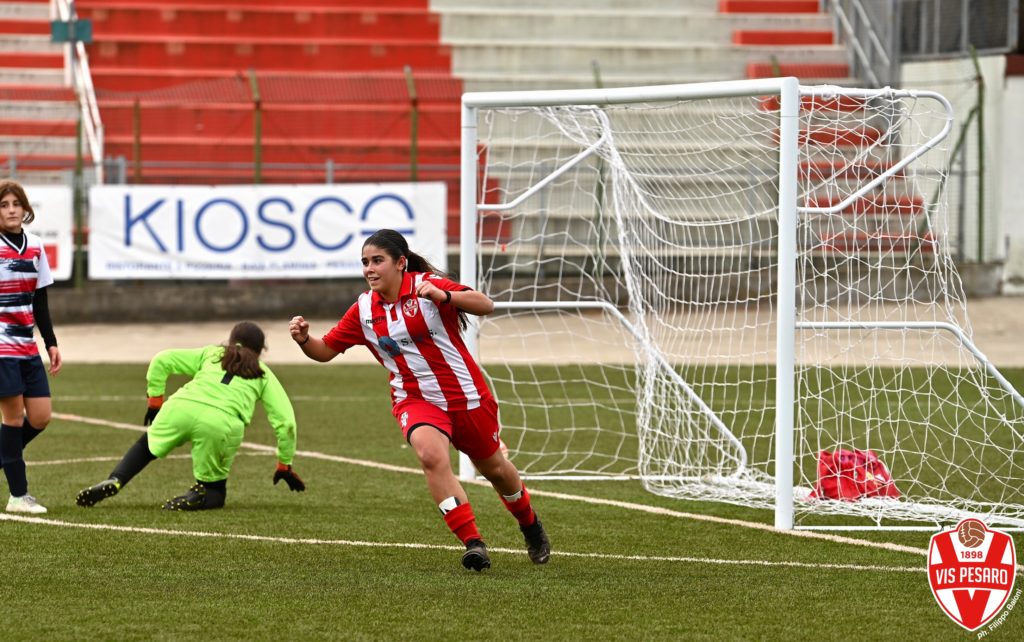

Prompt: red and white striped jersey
[
  {"left": 0, "top": 231, "right": 53, "bottom": 359},
  {"left": 323, "top": 271, "right": 492, "bottom": 411}
]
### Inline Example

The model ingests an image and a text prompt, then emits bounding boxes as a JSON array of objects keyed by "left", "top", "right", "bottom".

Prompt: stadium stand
[
  {"left": 432, "top": 0, "right": 849, "bottom": 91},
  {"left": 75, "top": 0, "right": 464, "bottom": 240},
  {"left": 0, "top": 0, "right": 80, "bottom": 184},
  {"left": 0, "top": 0, "right": 922, "bottom": 253},
  {"left": 431, "top": 0, "right": 922, "bottom": 255}
]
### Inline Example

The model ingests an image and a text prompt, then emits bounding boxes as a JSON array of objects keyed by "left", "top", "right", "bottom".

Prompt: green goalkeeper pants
[{"left": 146, "top": 398, "right": 245, "bottom": 483}]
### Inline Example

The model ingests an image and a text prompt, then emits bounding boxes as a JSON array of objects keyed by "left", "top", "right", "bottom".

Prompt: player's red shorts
[{"left": 392, "top": 396, "right": 501, "bottom": 461}]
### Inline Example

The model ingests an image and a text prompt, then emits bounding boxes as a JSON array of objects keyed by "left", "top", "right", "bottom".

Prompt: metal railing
[
  {"left": 52, "top": 0, "right": 104, "bottom": 183},
  {"left": 831, "top": 0, "right": 899, "bottom": 87}
]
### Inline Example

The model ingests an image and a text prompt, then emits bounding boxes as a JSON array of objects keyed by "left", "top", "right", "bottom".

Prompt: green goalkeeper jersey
[{"left": 146, "top": 345, "right": 297, "bottom": 465}]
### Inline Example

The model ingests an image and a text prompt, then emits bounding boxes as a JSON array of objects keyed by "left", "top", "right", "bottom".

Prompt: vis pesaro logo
[{"left": 928, "top": 519, "right": 1017, "bottom": 631}]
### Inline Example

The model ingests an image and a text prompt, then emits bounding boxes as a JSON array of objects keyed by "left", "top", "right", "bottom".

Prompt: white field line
[
  {"left": 58, "top": 395, "right": 631, "bottom": 404},
  {"left": 30, "top": 453, "right": 265, "bottom": 467},
  {"left": 0, "top": 512, "right": 926, "bottom": 574},
  {"left": 58, "top": 397, "right": 380, "bottom": 401},
  {"left": 49, "top": 410, "right": 1020, "bottom": 572},
  {"left": 59, "top": 395, "right": 392, "bottom": 403},
  {"left": 57, "top": 396, "right": 998, "bottom": 415}
]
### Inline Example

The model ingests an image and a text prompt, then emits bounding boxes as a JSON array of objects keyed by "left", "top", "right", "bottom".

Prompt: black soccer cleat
[
  {"left": 76, "top": 478, "right": 122, "bottom": 507},
  {"left": 461, "top": 539, "right": 491, "bottom": 572},
  {"left": 163, "top": 482, "right": 226, "bottom": 511},
  {"left": 163, "top": 483, "right": 206, "bottom": 511},
  {"left": 520, "top": 517, "right": 551, "bottom": 564}
]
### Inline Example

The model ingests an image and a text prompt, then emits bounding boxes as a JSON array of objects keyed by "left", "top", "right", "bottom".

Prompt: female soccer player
[
  {"left": 289, "top": 229, "right": 550, "bottom": 571},
  {"left": 0, "top": 180, "right": 62, "bottom": 514},
  {"left": 75, "top": 321, "right": 304, "bottom": 511}
]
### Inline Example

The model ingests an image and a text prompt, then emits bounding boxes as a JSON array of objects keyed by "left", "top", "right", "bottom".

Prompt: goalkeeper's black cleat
[
  {"left": 163, "top": 482, "right": 225, "bottom": 511},
  {"left": 520, "top": 517, "right": 551, "bottom": 565},
  {"left": 162, "top": 483, "right": 206, "bottom": 511},
  {"left": 203, "top": 485, "right": 226, "bottom": 510},
  {"left": 76, "top": 478, "right": 122, "bottom": 507},
  {"left": 461, "top": 539, "right": 491, "bottom": 572}
]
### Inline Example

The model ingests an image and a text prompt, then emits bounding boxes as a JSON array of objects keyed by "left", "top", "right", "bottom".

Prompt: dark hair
[
  {"left": 363, "top": 229, "right": 468, "bottom": 331},
  {"left": 0, "top": 180, "right": 35, "bottom": 225},
  {"left": 363, "top": 228, "right": 446, "bottom": 274},
  {"left": 221, "top": 321, "right": 265, "bottom": 379}
]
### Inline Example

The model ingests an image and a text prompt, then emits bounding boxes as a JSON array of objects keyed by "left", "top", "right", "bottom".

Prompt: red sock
[
  {"left": 500, "top": 485, "right": 537, "bottom": 527},
  {"left": 443, "top": 502, "right": 482, "bottom": 545}
]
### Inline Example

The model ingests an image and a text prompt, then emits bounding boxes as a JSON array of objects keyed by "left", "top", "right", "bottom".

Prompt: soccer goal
[{"left": 458, "top": 78, "right": 1024, "bottom": 531}]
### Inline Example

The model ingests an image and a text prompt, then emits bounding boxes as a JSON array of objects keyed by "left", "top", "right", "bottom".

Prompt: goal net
[{"left": 460, "top": 80, "right": 1024, "bottom": 530}]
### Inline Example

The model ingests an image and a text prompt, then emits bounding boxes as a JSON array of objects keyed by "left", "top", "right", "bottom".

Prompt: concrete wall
[
  {"left": 1000, "top": 74, "right": 1024, "bottom": 294},
  {"left": 48, "top": 280, "right": 368, "bottom": 324},
  {"left": 901, "top": 54, "right": 1024, "bottom": 295},
  {"left": 901, "top": 55, "right": 1006, "bottom": 266}
]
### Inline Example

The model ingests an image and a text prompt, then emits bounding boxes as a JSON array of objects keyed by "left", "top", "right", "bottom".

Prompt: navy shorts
[{"left": 0, "top": 356, "right": 51, "bottom": 399}]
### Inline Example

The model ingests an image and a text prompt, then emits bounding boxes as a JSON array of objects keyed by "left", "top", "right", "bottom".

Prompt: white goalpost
[{"left": 457, "top": 78, "right": 1024, "bottom": 531}]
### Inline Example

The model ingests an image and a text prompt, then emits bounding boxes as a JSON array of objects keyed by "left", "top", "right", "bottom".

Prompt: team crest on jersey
[
  {"left": 928, "top": 518, "right": 1016, "bottom": 631},
  {"left": 403, "top": 298, "right": 419, "bottom": 318}
]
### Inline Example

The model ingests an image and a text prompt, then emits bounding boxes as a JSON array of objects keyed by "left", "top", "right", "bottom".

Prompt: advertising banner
[
  {"left": 88, "top": 183, "right": 447, "bottom": 279},
  {"left": 21, "top": 185, "right": 73, "bottom": 282}
]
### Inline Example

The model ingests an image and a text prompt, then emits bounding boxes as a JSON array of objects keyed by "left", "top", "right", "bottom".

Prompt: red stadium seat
[{"left": 77, "top": 0, "right": 464, "bottom": 242}]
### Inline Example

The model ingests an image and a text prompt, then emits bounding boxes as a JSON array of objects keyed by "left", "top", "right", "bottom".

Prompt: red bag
[{"left": 809, "top": 449, "right": 901, "bottom": 501}]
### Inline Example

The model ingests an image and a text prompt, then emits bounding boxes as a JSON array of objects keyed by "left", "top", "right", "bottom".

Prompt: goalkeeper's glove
[
  {"left": 143, "top": 396, "right": 163, "bottom": 426},
  {"left": 273, "top": 463, "right": 305, "bottom": 492}
]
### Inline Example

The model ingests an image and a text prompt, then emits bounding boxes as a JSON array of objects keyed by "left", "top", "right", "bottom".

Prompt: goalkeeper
[{"left": 75, "top": 321, "right": 304, "bottom": 511}]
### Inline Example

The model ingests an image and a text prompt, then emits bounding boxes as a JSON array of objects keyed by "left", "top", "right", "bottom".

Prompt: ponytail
[
  {"left": 404, "top": 249, "right": 445, "bottom": 276},
  {"left": 221, "top": 321, "right": 266, "bottom": 379}
]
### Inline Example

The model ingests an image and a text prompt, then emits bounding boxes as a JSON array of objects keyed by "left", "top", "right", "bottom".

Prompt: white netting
[{"left": 470, "top": 83, "right": 1024, "bottom": 528}]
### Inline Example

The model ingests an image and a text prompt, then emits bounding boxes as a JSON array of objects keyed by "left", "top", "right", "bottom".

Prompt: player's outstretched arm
[{"left": 289, "top": 315, "right": 339, "bottom": 362}]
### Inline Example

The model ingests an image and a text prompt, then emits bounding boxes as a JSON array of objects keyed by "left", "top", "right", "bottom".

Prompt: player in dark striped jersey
[
  {"left": 0, "top": 181, "right": 62, "bottom": 515},
  {"left": 290, "top": 229, "right": 550, "bottom": 571}
]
